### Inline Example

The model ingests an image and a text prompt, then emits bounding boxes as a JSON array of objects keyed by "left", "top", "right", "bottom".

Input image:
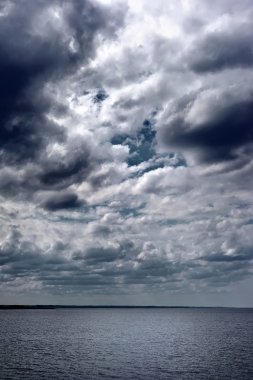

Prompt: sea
[{"left": 0, "top": 308, "right": 252, "bottom": 379}]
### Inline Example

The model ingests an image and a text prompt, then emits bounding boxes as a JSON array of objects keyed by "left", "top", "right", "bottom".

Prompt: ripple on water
[{"left": 0, "top": 308, "right": 253, "bottom": 380}]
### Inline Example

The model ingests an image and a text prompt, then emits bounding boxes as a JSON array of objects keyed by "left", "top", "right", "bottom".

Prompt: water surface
[{"left": 0, "top": 308, "right": 252, "bottom": 379}]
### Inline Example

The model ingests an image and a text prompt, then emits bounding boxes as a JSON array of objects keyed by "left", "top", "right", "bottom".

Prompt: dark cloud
[
  {"left": 1, "top": 225, "right": 252, "bottom": 296},
  {"left": 85, "top": 246, "right": 124, "bottom": 263},
  {"left": 39, "top": 143, "right": 92, "bottom": 189},
  {"left": 159, "top": 90, "right": 253, "bottom": 165},
  {"left": 0, "top": 227, "right": 70, "bottom": 279},
  {"left": 132, "top": 260, "right": 183, "bottom": 280},
  {"left": 0, "top": 0, "right": 127, "bottom": 214},
  {"left": 74, "top": 239, "right": 136, "bottom": 265},
  {"left": 188, "top": 260, "right": 251, "bottom": 288},
  {"left": 0, "top": 1, "right": 67, "bottom": 163},
  {"left": 0, "top": 141, "right": 93, "bottom": 201},
  {"left": 0, "top": 168, "right": 22, "bottom": 197},
  {"left": 188, "top": 24, "right": 253, "bottom": 73},
  {"left": 41, "top": 191, "right": 83, "bottom": 211},
  {"left": 200, "top": 250, "right": 253, "bottom": 263},
  {"left": 0, "top": 0, "right": 125, "bottom": 175},
  {"left": 202, "top": 253, "right": 253, "bottom": 262}
]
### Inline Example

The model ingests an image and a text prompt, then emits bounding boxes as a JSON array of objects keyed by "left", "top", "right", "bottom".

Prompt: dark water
[{"left": 0, "top": 308, "right": 253, "bottom": 379}]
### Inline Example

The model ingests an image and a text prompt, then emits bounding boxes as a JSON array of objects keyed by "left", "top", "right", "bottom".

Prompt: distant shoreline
[{"left": 0, "top": 305, "right": 252, "bottom": 310}]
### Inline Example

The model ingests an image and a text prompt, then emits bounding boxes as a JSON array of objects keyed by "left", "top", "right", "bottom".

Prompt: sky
[{"left": 0, "top": 0, "right": 253, "bottom": 306}]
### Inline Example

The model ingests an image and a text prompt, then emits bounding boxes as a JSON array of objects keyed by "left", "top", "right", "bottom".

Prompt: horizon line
[{"left": 0, "top": 305, "right": 252, "bottom": 309}]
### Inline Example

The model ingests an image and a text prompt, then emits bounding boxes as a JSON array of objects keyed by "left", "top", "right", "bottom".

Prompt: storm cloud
[
  {"left": 188, "top": 23, "right": 253, "bottom": 73},
  {"left": 158, "top": 87, "right": 253, "bottom": 165}
]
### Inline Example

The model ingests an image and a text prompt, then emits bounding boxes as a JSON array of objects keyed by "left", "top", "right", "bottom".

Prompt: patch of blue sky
[
  {"left": 54, "top": 216, "right": 94, "bottom": 224},
  {"left": 93, "top": 88, "right": 109, "bottom": 103},
  {"left": 118, "top": 203, "right": 146, "bottom": 218},
  {"left": 111, "top": 119, "right": 156, "bottom": 165},
  {"left": 159, "top": 219, "right": 189, "bottom": 227},
  {"left": 44, "top": 205, "right": 97, "bottom": 224},
  {"left": 111, "top": 119, "right": 187, "bottom": 175}
]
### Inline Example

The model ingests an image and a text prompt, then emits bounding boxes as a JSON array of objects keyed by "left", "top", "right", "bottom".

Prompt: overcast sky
[{"left": 0, "top": 0, "right": 253, "bottom": 306}]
